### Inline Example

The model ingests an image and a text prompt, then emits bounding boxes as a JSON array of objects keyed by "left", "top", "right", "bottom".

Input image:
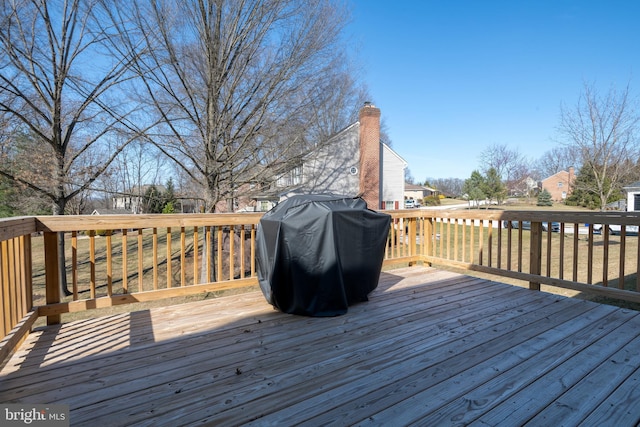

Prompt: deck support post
[
  {"left": 529, "top": 221, "right": 542, "bottom": 291},
  {"left": 44, "top": 232, "right": 61, "bottom": 325}
]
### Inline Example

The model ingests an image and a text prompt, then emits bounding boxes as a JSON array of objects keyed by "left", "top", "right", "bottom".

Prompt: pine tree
[
  {"left": 537, "top": 189, "right": 553, "bottom": 206},
  {"left": 566, "top": 164, "right": 622, "bottom": 210},
  {"left": 163, "top": 178, "right": 178, "bottom": 212},
  {"left": 483, "top": 167, "right": 507, "bottom": 206},
  {"left": 462, "top": 170, "right": 487, "bottom": 208}
]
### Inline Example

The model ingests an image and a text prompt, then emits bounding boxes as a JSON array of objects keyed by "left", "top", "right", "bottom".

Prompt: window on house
[
  {"left": 276, "top": 165, "right": 302, "bottom": 187},
  {"left": 557, "top": 182, "right": 563, "bottom": 188},
  {"left": 291, "top": 166, "right": 302, "bottom": 186}
]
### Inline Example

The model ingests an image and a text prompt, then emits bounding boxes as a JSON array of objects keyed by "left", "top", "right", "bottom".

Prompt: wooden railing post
[
  {"left": 44, "top": 231, "right": 61, "bottom": 325},
  {"left": 529, "top": 221, "right": 543, "bottom": 291}
]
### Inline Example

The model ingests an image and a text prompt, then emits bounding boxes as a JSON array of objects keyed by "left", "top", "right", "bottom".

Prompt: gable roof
[
  {"left": 382, "top": 142, "right": 408, "bottom": 167},
  {"left": 541, "top": 169, "right": 572, "bottom": 182},
  {"left": 91, "top": 208, "right": 132, "bottom": 215},
  {"left": 405, "top": 183, "right": 436, "bottom": 192}
]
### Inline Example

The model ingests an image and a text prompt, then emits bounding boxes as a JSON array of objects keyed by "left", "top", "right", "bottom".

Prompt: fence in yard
[{"left": 2, "top": 209, "right": 640, "bottom": 364}]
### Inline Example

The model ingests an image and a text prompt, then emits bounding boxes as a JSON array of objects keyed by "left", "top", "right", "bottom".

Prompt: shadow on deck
[{"left": 1, "top": 266, "right": 640, "bottom": 426}]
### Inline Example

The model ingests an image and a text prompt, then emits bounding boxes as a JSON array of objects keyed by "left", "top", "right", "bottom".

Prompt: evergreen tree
[
  {"left": 462, "top": 170, "right": 487, "bottom": 208},
  {"left": 0, "top": 178, "right": 14, "bottom": 217},
  {"left": 566, "top": 164, "right": 622, "bottom": 210},
  {"left": 163, "top": 178, "right": 178, "bottom": 212},
  {"left": 483, "top": 167, "right": 507, "bottom": 207},
  {"left": 162, "top": 201, "right": 176, "bottom": 214},
  {"left": 143, "top": 185, "right": 164, "bottom": 213},
  {"left": 537, "top": 189, "right": 553, "bottom": 206}
]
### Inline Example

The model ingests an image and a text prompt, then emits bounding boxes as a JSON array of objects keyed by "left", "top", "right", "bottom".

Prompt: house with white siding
[{"left": 272, "top": 103, "right": 407, "bottom": 210}]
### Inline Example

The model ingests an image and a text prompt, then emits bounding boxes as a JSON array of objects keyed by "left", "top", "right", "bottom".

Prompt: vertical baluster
[
  {"left": 587, "top": 224, "right": 595, "bottom": 284},
  {"left": 251, "top": 224, "right": 256, "bottom": 276},
  {"left": 240, "top": 225, "right": 245, "bottom": 279},
  {"left": 72, "top": 231, "right": 78, "bottom": 300},
  {"left": 573, "top": 223, "right": 579, "bottom": 282},
  {"left": 206, "top": 226, "right": 211, "bottom": 282},
  {"left": 193, "top": 226, "right": 199, "bottom": 285},
  {"left": 559, "top": 223, "right": 565, "bottom": 280},
  {"left": 122, "top": 229, "right": 128, "bottom": 293},
  {"left": 152, "top": 228, "right": 158, "bottom": 290},
  {"left": 478, "top": 219, "right": 485, "bottom": 266},
  {"left": 618, "top": 228, "right": 626, "bottom": 289},
  {"left": 166, "top": 227, "right": 172, "bottom": 288},
  {"left": 89, "top": 230, "right": 96, "bottom": 298},
  {"left": 138, "top": 229, "right": 144, "bottom": 292},
  {"left": 106, "top": 230, "right": 113, "bottom": 296},
  {"left": 217, "top": 226, "right": 223, "bottom": 282},
  {"left": 181, "top": 227, "right": 186, "bottom": 287},
  {"left": 488, "top": 220, "right": 493, "bottom": 268},
  {"left": 229, "top": 226, "right": 235, "bottom": 281},
  {"left": 546, "top": 227, "right": 552, "bottom": 277}
]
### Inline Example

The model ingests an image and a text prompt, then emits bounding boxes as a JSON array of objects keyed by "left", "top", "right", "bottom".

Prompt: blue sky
[{"left": 348, "top": 1, "right": 640, "bottom": 182}]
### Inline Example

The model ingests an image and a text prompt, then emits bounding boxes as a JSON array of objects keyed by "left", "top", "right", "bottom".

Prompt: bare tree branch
[
  {"left": 114, "top": 0, "right": 357, "bottom": 212},
  {"left": 558, "top": 81, "right": 640, "bottom": 210}
]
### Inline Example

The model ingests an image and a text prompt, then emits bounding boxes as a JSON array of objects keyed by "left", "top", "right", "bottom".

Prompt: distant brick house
[
  {"left": 269, "top": 103, "right": 407, "bottom": 211},
  {"left": 540, "top": 167, "right": 575, "bottom": 202}
]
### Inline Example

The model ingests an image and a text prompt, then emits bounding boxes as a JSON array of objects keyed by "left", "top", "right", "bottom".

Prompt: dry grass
[
  {"left": 29, "top": 228, "right": 259, "bottom": 325},
  {"left": 430, "top": 220, "right": 640, "bottom": 311}
]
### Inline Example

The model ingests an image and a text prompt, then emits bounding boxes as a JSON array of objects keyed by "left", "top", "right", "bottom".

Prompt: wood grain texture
[{"left": 1, "top": 266, "right": 639, "bottom": 426}]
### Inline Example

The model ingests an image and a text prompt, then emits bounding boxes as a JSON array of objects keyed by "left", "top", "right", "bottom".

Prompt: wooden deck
[{"left": 2, "top": 266, "right": 640, "bottom": 426}]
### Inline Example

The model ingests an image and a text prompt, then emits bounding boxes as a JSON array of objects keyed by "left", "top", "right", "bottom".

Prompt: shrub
[
  {"left": 537, "top": 189, "right": 553, "bottom": 207},
  {"left": 423, "top": 195, "right": 441, "bottom": 206}
]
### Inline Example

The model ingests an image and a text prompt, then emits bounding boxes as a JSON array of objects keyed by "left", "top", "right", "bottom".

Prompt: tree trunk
[
  {"left": 57, "top": 232, "right": 72, "bottom": 296},
  {"left": 53, "top": 200, "right": 72, "bottom": 296}
]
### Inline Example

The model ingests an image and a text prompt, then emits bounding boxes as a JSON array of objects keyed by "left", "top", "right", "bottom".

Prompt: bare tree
[
  {"left": 535, "top": 146, "right": 579, "bottom": 179},
  {"left": 479, "top": 144, "right": 524, "bottom": 181},
  {"left": 102, "top": 138, "right": 168, "bottom": 212},
  {"left": 479, "top": 143, "right": 528, "bottom": 198},
  {"left": 405, "top": 168, "right": 415, "bottom": 185},
  {"left": 0, "top": 0, "right": 145, "bottom": 294},
  {"left": 428, "top": 177, "right": 464, "bottom": 198},
  {"left": 115, "top": 0, "right": 354, "bottom": 212},
  {"left": 558, "top": 82, "right": 640, "bottom": 210}
]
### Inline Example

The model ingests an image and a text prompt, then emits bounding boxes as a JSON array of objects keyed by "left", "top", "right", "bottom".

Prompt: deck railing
[
  {"left": 2, "top": 208, "right": 640, "bottom": 364},
  {"left": 416, "top": 209, "right": 640, "bottom": 302}
]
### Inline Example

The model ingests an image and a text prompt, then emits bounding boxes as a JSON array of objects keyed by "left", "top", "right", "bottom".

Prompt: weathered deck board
[{"left": 1, "top": 266, "right": 640, "bottom": 426}]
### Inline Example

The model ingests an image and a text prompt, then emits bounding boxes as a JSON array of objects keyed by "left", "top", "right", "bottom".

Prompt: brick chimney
[{"left": 359, "top": 102, "right": 381, "bottom": 209}]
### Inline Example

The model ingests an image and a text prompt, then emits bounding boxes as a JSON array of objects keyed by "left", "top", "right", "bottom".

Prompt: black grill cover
[{"left": 256, "top": 194, "right": 391, "bottom": 316}]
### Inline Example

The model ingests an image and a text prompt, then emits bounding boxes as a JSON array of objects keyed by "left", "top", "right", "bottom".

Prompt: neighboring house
[
  {"left": 269, "top": 103, "right": 407, "bottom": 210},
  {"left": 623, "top": 182, "right": 640, "bottom": 211},
  {"left": 507, "top": 176, "right": 538, "bottom": 197},
  {"left": 540, "top": 167, "right": 575, "bottom": 202},
  {"left": 112, "top": 185, "right": 203, "bottom": 214},
  {"left": 91, "top": 208, "right": 132, "bottom": 215},
  {"left": 404, "top": 183, "right": 436, "bottom": 204},
  {"left": 112, "top": 185, "right": 167, "bottom": 214}
]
